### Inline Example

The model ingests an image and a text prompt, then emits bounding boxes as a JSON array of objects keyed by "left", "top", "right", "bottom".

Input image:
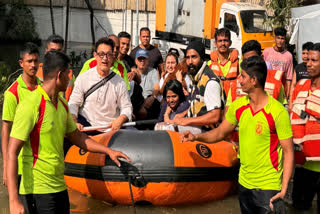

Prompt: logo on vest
[
  {"left": 196, "top": 144, "right": 212, "bottom": 158},
  {"left": 255, "top": 121, "right": 263, "bottom": 135}
]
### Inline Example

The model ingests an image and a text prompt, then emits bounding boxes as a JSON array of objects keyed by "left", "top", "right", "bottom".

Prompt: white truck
[{"left": 153, "top": 0, "right": 274, "bottom": 58}]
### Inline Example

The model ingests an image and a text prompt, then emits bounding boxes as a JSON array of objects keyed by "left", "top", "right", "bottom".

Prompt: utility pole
[
  {"left": 64, "top": 0, "right": 70, "bottom": 52},
  {"left": 84, "top": 0, "right": 95, "bottom": 50},
  {"left": 49, "top": 0, "right": 55, "bottom": 34},
  {"left": 136, "top": 0, "right": 139, "bottom": 46}
]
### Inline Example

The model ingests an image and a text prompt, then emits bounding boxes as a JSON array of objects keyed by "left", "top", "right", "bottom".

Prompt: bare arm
[
  {"left": 1, "top": 121, "right": 12, "bottom": 186},
  {"left": 182, "top": 119, "right": 236, "bottom": 143},
  {"left": 286, "top": 56, "right": 294, "bottom": 99},
  {"left": 269, "top": 137, "right": 294, "bottom": 209},
  {"left": 285, "top": 80, "right": 292, "bottom": 100},
  {"left": 128, "top": 67, "right": 141, "bottom": 84},
  {"left": 288, "top": 71, "right": 297, "bottom": 111},
  {"left": 66, "top": 129, "right": 131, "bottom": 167},
  {"left": 163, "top": 106, "right": 173, "bottom": 123},
  {"left": 7, "top": 137, "right": 25, "bottom": 214},
  {"left": 107, "top": 114, "right": 128, "bottom": 131},
  {"left": 173, "top": 109, "right": 221, "bottom": 127},
  {"left": 71, "top": 114, "right": 84, "bottom": 131},
  {"left": 158, "top": 63, "right": 164, "bottom": 78}
]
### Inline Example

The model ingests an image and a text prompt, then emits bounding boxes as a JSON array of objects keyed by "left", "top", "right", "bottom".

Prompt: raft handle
[
  {"left": 127, "top": 163, "right": 147, "bottom": 188},
  {"left": 128, "top": 176, "right": 137, "bottom": 214}
]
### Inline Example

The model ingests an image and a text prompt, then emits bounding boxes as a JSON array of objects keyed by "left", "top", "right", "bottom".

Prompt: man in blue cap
[{"left": 135, "top": 49, "right": 160, "bottom": 120}]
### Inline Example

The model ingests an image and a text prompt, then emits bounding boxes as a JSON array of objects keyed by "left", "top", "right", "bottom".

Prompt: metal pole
[
  {"left": 122, "top": 0, "right": 125, "bottom": 31},
  {"left": 49, "top": 0, "right": 55, "bottom": 34},
  {"left": 136, "top": 0, "right": 139, "bottom": 46},
  {"left": 64, "top": 0, "right": 70, "bottom": 52},
  {"left": 84, "top": 0, "right": 95, "bottom": 48},
  {"left": 124, "top": 0, "right": 127, "bottom": 31}
]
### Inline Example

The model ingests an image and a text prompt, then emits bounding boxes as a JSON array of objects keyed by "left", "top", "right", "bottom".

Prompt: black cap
[{"left": 186, "top": 41, "right": 205, "bottom": 59}]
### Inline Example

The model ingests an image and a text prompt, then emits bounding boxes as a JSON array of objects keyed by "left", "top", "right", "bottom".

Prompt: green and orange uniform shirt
[
  {"left": 225, "top": 94, "right": 292, "bottom": 190},
  {"left": 10, "top": 86, "right": 77, "bottom": 194},
  {"left": 2, "top": 74, "right": 42, "bottom": 174},
  {"left": 2, "top": 74, "right": 42, "bottom": 122}
]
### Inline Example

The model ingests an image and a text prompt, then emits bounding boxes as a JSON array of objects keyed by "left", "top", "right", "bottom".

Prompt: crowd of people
[{"left": 1, "top": 25, "right": 319, "bottom": 214}]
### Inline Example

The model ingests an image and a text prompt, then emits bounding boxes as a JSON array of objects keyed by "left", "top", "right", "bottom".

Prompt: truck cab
[
  {"left": 154, "top": 0, "right": 274, "bottom": 59},
  {"left": 219, "top": 3, "right": 274, "bottom": 54}
]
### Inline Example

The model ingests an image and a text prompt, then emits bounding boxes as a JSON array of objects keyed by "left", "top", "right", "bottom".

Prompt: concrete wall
[
  {"left": 30, "top": 6, "right": 155, "bottom": 48},
  {"left": 1, "top": 0, "right": 156, "bottom": 11}
]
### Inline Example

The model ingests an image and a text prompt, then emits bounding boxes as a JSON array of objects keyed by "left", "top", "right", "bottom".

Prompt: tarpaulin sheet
[{"left": 290, "top": 4, "right": 320, "bottom": 63}]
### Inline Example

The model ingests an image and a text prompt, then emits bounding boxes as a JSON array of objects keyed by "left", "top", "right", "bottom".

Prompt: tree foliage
[
  {"left": 0, "top": 62, "right": 21, "bottom": 108},
  {"left": 1, "top": 3, "right": 40, "bottom": 43},
  {"left": 266, "top": 0, "right": 302, "bottom": 28}
]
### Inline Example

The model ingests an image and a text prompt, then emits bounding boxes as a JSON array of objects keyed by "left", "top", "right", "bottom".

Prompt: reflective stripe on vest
[
  {"left": 63, "top": 70, "right": 74, "bottom": 102},
  {"left": 291, "top": 79, "right": 320, "bottom": 157},
  {"left": 209, "top": 50, "right": 239, "bottom": 102},
  {"left": 305, "top": 89, "right": 320, "bottom": 118},
  {"left": 265, "top": 70, "right": 283, "bottom": 99},
  {"left": 306, "top": 157, "right": 320, "bottom": 161},
  {"left": 235, "top": 70, "right": 283, "bottom": 101}
]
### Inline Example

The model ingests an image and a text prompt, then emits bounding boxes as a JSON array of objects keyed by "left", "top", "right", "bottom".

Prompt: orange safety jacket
[
  {"left": 208, "top": 49, "right": 239, "bottom": 102},
  {"left": 37, "top": 63, "right": 74, "bottom": 101},
  {"left": 236, "top": 69, "right": 284, "bottom": 100},
  {"left": 291, "top": 79, "right": 320, "bottom": 162}
]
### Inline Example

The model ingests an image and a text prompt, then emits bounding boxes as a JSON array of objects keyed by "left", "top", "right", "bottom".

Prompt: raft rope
[{"left": 128, "top": 176, "right": 137, "bottom": 214}]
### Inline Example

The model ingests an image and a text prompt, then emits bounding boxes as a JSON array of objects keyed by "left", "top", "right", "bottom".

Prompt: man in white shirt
[
  {"left": 69, "top": 38, "right": 132, "bottom": 131},
  {"left": 173, "top": 41, "right": 225, "bottom": 129}
]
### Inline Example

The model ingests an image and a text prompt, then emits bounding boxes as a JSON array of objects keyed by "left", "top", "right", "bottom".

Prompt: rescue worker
[
  {"left": 237, "top": 40, "right": 287, "bottom": 104},
  {"left": 37, "top": 34, "right": 75, "bottom": 101},
  {"left": 6, "top": 50, "right": 131, "bottom": 214},
  {"left": 1, "top": 42, "right": 41, "bottom": 187},
  {"left": 79, "top": 34, "right": 130, "bottom": 89},
  {"left": 117, "top": 31, "right": 140, "bottom": 83},
  {"left": 231, "top": 40, "right": 287, "bottom": 147},
  {"left": 291, "top": 43, "right": 320, "bottom": 212},
  {"left": 208, "top": 28, "right": 239, "bottom": 106},
  {"left": 183, "top": 56, "right": 294, "bottom": 214},
  {"left": 289, "top": 42, "right": 313, "bottom": 111}
]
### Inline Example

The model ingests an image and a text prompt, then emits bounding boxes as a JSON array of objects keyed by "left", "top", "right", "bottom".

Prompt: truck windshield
[{"left": 240, "top": 10, "right": 272, "bottom": 33}]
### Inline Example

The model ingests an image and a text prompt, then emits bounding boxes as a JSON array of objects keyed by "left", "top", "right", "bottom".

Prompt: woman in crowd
[
  {"left": 158, "top": 52, "right": 188, "bottom": 101},
  {"left": 158, "top": 80, "right": 189, "bottom": 122}
]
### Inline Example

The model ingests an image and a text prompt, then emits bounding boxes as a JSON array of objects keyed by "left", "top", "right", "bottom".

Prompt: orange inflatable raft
[{"left": 64, "top": 130, "right": 239, "bottom": 205}]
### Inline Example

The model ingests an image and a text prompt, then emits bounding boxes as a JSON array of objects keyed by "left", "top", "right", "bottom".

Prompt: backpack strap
[{"left": 83, "top": 72, "right": 116, "bottom": 102}]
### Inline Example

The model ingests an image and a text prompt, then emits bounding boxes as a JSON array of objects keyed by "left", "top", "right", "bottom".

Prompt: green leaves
[
  {"left": 1, "top": 3, "right": 40, "bottom": 43},
  {"left": 266, "top": 0, "right": 302, "bottom": 28}
]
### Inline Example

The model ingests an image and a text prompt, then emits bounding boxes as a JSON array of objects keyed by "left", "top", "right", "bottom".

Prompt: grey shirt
[{"left": 140, "top": 67, "right": 159, "bottom": 98}]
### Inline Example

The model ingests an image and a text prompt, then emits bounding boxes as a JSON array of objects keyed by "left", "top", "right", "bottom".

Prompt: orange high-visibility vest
[
  {"left": 291, "top": 79, "right": 320, "bottom": 160},
  {"left": 37, "top": 63, "right": 74, "bottom": 101},
  {"left": 209, "top": 50, "right": 239, "bottom": 102},
  {"left": 236, "top": 69, "right": 284, "bottom": 100}
]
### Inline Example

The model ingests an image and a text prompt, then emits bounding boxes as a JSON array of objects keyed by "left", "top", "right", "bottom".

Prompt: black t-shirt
[
  {"left": 122, "top": 54, "right": 135, "bottom": 73},
  {"left": 129, "top": 45, "right": 163, "bottom": 69},
  {"left": 295, "top": 63, "right": 310, "bottom": 83}
]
